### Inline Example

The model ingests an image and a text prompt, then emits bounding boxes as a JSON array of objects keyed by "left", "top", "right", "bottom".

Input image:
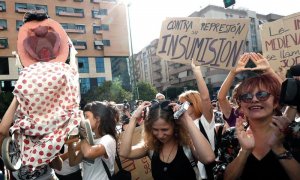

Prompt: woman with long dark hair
[{"left": 68, "top": 101, "right": 119, "bottom": 180}]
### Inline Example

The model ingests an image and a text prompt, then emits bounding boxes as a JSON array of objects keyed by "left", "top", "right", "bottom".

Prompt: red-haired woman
[{"left": 214, "top": 73, "right": 300, "bottom": 180}]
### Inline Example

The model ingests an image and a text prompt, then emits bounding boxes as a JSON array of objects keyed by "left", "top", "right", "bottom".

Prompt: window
[
  {"left": 0, "top": 57, "right": 9, "bottom": 75},
  {"left": 95, "top": 57, "right": 105, "bottom": 73},
  {"left": 0, "top": 19, "right": 7, "bottom": 30},
  {"left": 78, "top": 57, "right": 89, "bottom": 73},
  {"left": 72, "top": 40, "right": 87, "bottom": 50},
  {"left": 92, "top": 9, "right": 107, "bottom": 18},
  {"left": 61, "top": 23, "right": 85, "bottom": 33},
  {"left": 94, "top": 41, "right": 104, "bottom": 50},
  {"left": 101, "top": 24, "right": 109, "bottom": 31},
  {"left": 56, "top": 6, "right": 84, "bottom": 17},
  {"left": 15, "top": 3, "right": 48, "bottom": 13},
  {"left": 93, "top": 25, "right": 101, "bottom": 34},
  {"left": 97, "top": 77, "right": 106, "bottom": 86},
  {"left": 102, "top": 40, "right": 110, "bottom": 46},
  {"left": 0, "top": 1, "right": 6, "bottom": 12},
  {"left": 16, "top": 20, "right": 24, "bottom": 31},
  {"left": 0, "top": 38, "right": 8, "bottom": 49},
  {"left": 79, "top": 78, "right": 90, "bottom": 94}
]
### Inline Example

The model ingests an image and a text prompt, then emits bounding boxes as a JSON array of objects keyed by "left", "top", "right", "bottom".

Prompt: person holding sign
[
  {"left": 119, "top": 100, "right": 215, "bottom": 180},
  {"left": 214, "top": 68, "right": 300, "bottom": 179}
]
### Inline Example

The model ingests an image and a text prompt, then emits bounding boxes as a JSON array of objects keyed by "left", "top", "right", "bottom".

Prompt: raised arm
[
  {"left": 180, "top": 110, "right": 215, "bottom": 164},
  {"left": 191, "top": 59, "right": 213, "bottom": 122},
  {"left": 218, "top": 53, "right": 250, "bottom": 119},
  {"left": 66, "top": 138, "right": 83, "bottom": 166},
  {"left": 119, "top": 101, "right": 151, "bottom": 159}
]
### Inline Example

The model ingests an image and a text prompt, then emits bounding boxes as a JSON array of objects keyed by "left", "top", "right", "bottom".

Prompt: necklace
[{"left": 162, "top": 143, "right": 176, "bottom": 172}]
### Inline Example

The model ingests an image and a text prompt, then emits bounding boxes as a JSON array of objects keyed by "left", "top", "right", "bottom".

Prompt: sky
[{"left": 126, "top": 0, "right": 300, "bottom": 54}]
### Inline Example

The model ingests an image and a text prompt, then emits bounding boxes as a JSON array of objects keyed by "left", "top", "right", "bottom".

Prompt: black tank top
[
  {"left": 241, "top": 151, "right": 289, "bottom": 180},
  {"left": 151, "top": 145, "right": 197, "bottom": 180}
]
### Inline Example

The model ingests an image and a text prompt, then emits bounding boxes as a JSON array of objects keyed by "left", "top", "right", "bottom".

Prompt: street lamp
[{"left": 127, "top": 3, "right": 137, "bottom": 101}]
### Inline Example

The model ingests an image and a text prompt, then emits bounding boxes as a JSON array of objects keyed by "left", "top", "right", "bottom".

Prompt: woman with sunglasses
[
  {"left": 218, "top": 52, "right": 284, "bottom": 128},
  {"left": 214, "top": 73, "right": 300, "bottom": 180},
  {"left": 119, "top": 100, "right": 215, "bottom": 180}
]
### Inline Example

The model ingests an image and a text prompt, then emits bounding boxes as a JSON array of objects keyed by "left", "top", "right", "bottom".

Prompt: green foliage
[
  {"left": 136, "top": 81, "right": 157, "bottom": 101},
  {"left": 0, "top": 91, "right": 14, "bottom": 119},
  {"left": 83, "top": 79, "right": 132, "bottom": 103}
]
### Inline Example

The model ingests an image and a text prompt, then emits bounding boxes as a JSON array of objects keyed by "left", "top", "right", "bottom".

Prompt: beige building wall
[{"left": 0, "top": 0, "right": 129, "bottom": 84}]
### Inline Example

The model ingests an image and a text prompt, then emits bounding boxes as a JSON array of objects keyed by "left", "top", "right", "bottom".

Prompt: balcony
[
  {"left": 0, "top": 26, "right": 7, "bottom": 30},
  {"left": 151, "top": 56, "right": 160, "bottom": 63},
  {"left": 93, "top": 14, "right": 102, "bottom": 19},
  {"left": 58, "top": 11, "right": 83, "bottom": 17},
  {"left": 74, "top": 45, "right": 86, "bottom": 50},
  {"left": 65, "top": 29, "right": 85, "bottom": 33},
  {"left": 91, "top": 0, "right": 102, "bottom": 3},
  {"left": 0, "top": 44, "right": 8, "bottom": 49},
  {"left": 95, "top": 45, "right": 103, "bottom": 50},
  {"left": 169, "top": 65, "right": 190, "bottom": 75},
  {"left": 152, "top": 64, "right": 161, "bottom": 72},
  {"left": 16, "top": 8, "right": 45, "bottom": 14},
  {"left": 95, "top": 30, "right": 103, "bottom": 34}
]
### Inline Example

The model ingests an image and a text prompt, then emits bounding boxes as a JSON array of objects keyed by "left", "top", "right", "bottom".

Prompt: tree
[
  {"left": 136, "top": 81, "right": 157, "bottom": 101},
  {"left": 83, "top": 79, "right": 132, "bottom": 104}
]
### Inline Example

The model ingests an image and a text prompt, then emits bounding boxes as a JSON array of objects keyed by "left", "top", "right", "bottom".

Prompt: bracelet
[{"left": 276, "top": 150, "right": 293, "bottom": 160}]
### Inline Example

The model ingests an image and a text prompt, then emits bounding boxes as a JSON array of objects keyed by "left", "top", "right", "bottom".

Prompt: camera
[
  {"left": 123, "top": 99, "right": 130, "bottom": 110},
  {"left": 174, "top": 101, "right": 190, "bottom": 119},
  {"left": 280, "top": 64, "right": 300, "bottom": 112}
]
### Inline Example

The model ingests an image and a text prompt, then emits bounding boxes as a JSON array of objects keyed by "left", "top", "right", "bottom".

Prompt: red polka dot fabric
[{"left": 11, "top": 62, "right": 82, "bottom": 171}]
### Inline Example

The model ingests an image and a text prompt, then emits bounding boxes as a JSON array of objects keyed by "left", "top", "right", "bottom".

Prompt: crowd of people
[
  {"left": 0, "top": 11, "right": 299, "bottom": 180},
  {"left": 0, "top": 52, "right": 299, "bottom": 180}
]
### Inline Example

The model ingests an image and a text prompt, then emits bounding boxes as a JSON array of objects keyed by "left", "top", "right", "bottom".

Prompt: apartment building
[
  {"left": 134, "top": 5, "right": 283, "bottom": 98},
  {"left": 0, "top": 0, "right": 130, "bottom": 94}
]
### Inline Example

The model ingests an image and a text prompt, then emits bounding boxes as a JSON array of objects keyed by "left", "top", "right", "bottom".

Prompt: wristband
[{"left": 276, "top": 150, "right": 293, "bottom": 160}]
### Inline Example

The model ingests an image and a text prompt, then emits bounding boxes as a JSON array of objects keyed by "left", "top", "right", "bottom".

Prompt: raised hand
[
  {"left": 249, "top": 52, "right": 271, "bottom": 71},
  {"left": 268, "top": 116, "right": 290, "bottom": 150},
  {"left": 234, "top": 53, "right": 251, "bottom": 74},
  {"left": 236, "top": 116, "right": 255, "bottom": 152},
  {"left": 191, "top": 58, "right": 201, "bottom": 72},
  {"left": 131, "top": 101, "right": 151, "bottom": 119}
]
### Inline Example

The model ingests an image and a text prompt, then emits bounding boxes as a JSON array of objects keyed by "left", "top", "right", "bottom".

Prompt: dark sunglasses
[
  {"left": 239, "top": 91, "right": 271, "bottom": 103},
  {"left": 150, "top": 100, "right": 173, "bottom": 112}
]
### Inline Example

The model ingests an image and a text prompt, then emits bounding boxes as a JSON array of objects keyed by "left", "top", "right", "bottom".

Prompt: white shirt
[
  {"left": 55, "top": 145, "right": 81, "bottom": 176},
  {"left": 194, "top": 114, "right": 215, "bottom": 179},
  {"left": 82, "top": 135, "right": 116, "bottom": 180}
]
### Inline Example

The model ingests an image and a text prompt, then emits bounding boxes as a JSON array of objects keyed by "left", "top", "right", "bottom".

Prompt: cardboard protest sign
[
  {"left": 156, "top": 17, "right": 249, "bottom": 70},
  {"left": 117, "top": 126, "right": 152, "bottom": 180},
  {"left": 260, "top": 12, "right": 300, "bottom": 74}
]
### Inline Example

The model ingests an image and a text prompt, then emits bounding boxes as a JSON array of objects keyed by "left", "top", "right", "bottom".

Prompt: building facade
[
  {"left": 0, "top": 0, "right": 130, "bottom": 94},
  {"left": 134, "top": 5, "right": 283, "bottom": 99}
]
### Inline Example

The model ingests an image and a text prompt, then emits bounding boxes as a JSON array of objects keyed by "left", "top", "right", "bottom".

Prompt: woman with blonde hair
[{"left": 119, "top": 100, "right": 215, "bottom": 180}]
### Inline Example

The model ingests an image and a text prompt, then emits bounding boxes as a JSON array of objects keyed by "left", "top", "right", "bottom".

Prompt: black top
[
  {"left": 241, "top": 151, "right": 289, "bottom": 180},
  {"left": 214, "top": 121, "right": 300, "bottom": 180},
  {"left": 151, "top": 145, "right": 196, "bottom": 180}
]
